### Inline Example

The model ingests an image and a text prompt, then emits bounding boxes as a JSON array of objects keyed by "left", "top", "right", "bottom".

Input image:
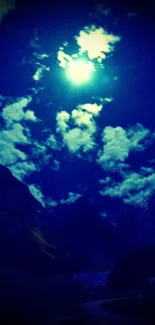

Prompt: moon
[{"left": 66, "top": 59, "right": 95, "bottom": 84}]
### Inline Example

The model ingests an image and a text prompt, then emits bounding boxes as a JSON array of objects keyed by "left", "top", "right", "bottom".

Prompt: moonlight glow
[{"left": 66, "top": 59, "right": 95, "bottom": 84}]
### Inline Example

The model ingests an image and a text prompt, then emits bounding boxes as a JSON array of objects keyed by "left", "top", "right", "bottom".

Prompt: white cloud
[
  {"left": 33, "top": 63, "right": 50, "bottom": 81},
  {"left": 33, "top": 52, "right": 49, "bottom": 60},
  {"left": 97, "top": 124, "right": 153, "bottom": 171},
  {"left": 63, "top": 127, "right": 96, "bottom": 153},
  {"left": 77, "top": 103, "right": 103, "bottom": 116},
  {"left": 44, "top": 198, "right": 58, "bottom": 207},
  {"left": 0, "top": 141, "right": 26, "bottom": 165},
  {"left": 126, "top": 123, "right": 151, "bottom": 150},
  {"left": 45, "top": 134, "right": 60, "bottom": 150},
  {"left": 1, "top": 123, "right": 29, "bottom": 144},
  {"left": 29, "top": 184, "right": 57, "bottom": 208},
  {"left": 75, "top": 25, "right": 121, "bottom": 63},
  {"left": 1, "top": 97, "right": 38, "bottom": 125},
  {"left": 56, "top": 102, "right": 104, "bottom": 153},
  {"left": 25, "top": 110, "right": 38, "bottom": 122},
  {"left": 0, "top": 123, "right": 29, "bottom": 166},
  {"left": 57, "top": 49, "right": 71, "bottom": 68},
  {"left": 56, "top": 111, "right": 70, "bottom": 133},
  {"left": 60, "top": 192, "right": 82, "bottom": 205},
  {"left": 56, "top": 109, "right": 98, "bottom": 153},
  {"left": 58, "top": 49, "right": 95, "bottom": 85},
  {"left": 29, "top": 184, "right": 46, "bottom": 207},
  {"left": 9, "top": 161, "right": 36, "bottom": 181},
  {"left": 104, "top": 97, "right": 113, "bottom": 103},
  {"left": 99, "top": 170, "right": 155, "bottom": 207},
  {"left": 140, "top": 166, "right": 154, "bottom": 176},
  {"left": 71, "top": 109, "right": 96, "bottom": 133}
]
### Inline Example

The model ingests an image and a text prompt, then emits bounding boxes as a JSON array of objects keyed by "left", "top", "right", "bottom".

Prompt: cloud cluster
[
  {"left": 99, "top": 168, "right": 155, "bottom": 207},
  {"left": 75, "top": 25, "right": 121, "bottom": 63},
  {"left": 97, "top": 124, "right": 152, "bottom": 171},
  {"left": 9, "top": 160, "right": 36, "bottom": 181},
  {"left": 56, "top": 103, "right": 103, "bottom": 153},
  {"left": 57, "top": 24, "right": 121, "bottom": 74},
  {"left": 0, "top": 123, "right": 28, "bottom": 165},
  {"left": 2, "top": 97, "right": 38, "bottom": 125},
  {"left": 0, "top": 97, "right": 40, "bottom": 180}
]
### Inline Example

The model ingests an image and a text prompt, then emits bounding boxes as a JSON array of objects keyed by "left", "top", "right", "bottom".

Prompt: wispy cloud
[
  {"left": 29, "top": 184, "right": 46, "bottom": 207},
  {"left": 28, "top": 184, "right": 57, "bottom": 208},
  {"left": 60, "top": 192, "right": 82, "bottom": 205},
  {"left": 52, "top": 159, "right": 60, "bottom": 171},
  {"left": 32, "top": 63, "right": 50, "bottom": 82}
]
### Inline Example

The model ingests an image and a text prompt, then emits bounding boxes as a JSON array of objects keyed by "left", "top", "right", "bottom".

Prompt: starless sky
[{"left": 0, "top": 0, "right": 155, "bottom": 223}]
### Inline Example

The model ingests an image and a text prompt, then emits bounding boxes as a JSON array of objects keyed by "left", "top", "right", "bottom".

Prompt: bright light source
[{"left": 66, "top": 59, "right": 95, "bottom": 84}]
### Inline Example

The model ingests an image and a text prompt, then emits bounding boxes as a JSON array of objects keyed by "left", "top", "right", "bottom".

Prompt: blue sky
[{"left": 0, "top": 0, "right": 155, "bottom": 229}]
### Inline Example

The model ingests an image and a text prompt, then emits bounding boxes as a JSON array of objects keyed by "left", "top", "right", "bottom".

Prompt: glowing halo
[{"left": 66, "top": 59, "right": 95, "bottom": 84}]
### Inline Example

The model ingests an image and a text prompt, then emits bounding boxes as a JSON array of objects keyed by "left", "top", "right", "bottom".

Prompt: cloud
[
  {"left": 56, "top": 104, "right": 101, "bottom": 153},
  {"left": 33, "top": 52, "right": 49, "bottom": 60},
  {"left": 25, "top": 110, "right": 38, "bottom": 122},
  {"left": 45, "top": 134, "right": 60, "bottom": 150},
  {"left": 57, "top": 49, "right": 71, "bottom": 68},
  {"left": 57, "top": 25, "right": 120, "bottom": 76},
  {"left": 71, "top": 109, "right": 96, "bottom": 133},
  {"left": 9, "top": 160, "right": 36, "bottom": 181},
  {"left": 52, "top": 159, "right": 60, "bottom": 171},
  {"left": 75, "top": 25, "right": 121, "bottom": 63},
  {"left": 0, "top": 0, "right": 15, "bottom": 22},
  {"left": 0, "top": 122, "right": 29, "bottom": 166},
  {"left": 77, "top": 103, "right": 103, "bottom": 116},
  {"left": 0, "top": 140, "right": 26, "bottom": 165},
  {"left": 32, "top": 63, "right": 50, "bottom": 81},
  {"left": 56, "top": 111, "right": 70, "bottom": 133},
  {"left": 29, "top": 184, "right": 46, "bottom": 207},
  {"left": 30, "top": 141, "right": 54, "bottom": 167},
  {"left": 1, "top": 97, "right": 38, "bottom": 125},
  {"left": 99, "top": 170, "right": 155, "bottom": 207},
  {"left": 63, "top": 127, "right": 96, "bottom": 153},
  {"left": 1, "top": 123, "right": 29, "bottom": 144},
  {"left": 28, "top": 184, "right": 57, "bottom": 208},
  {"left": 97, "top": 124, "right": 153, "bottom": 171},
  {"left": 60, "top": 192, "right": 82, "bottom": 205}
]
